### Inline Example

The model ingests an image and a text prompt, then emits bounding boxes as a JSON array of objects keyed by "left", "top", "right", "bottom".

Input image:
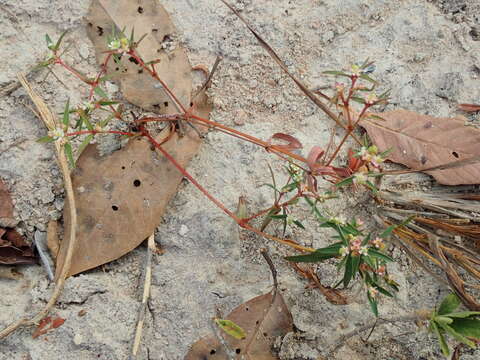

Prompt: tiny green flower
[
  {"left": 339, "top": 245, "right": 350, "bottom": 257},
  {"left": 48, "top": 126, "right": 65, "bottom": 141},
  {"left": 353, "top": 172, "right": 368, "bottom": 185},
  {"left": 359, "top": 246, "right": 369, "bottom": 256},
  {"left": 108, "top": 39, "right": 121, "bottom": 50},
  {"left": 368, "top": 286, "right": 378, "bottom": 298},
  {"left": 330, "top": 215, "right": 346, "bottom": 225}
]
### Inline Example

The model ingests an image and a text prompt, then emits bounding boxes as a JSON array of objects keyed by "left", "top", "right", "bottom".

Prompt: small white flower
[
  {"left": 108, "top": 39, "right": 121, "bottom": 50},
  {"left": 83, "top": 101, "right": 94, "bottom": 111},
  {"left": 368, "top": 286, "right": 378, "bottom": 298},
  {"left": 331, "top": 215, "right": 346, "bottom": 225},
  {"left": 339, "top": 245, "right": 350, "bottom": 257},
  {"left": 286, "top": 215, "right": 294, "bottom": 226},
  {"left": 353, "top": 172, "right": 368, "bottom": 185},
  {"left": 359, "top": 246, "right": 369, "bottom": 256},
  {"left": 48, "top": 127, "right": 65, "bottom": 140}
]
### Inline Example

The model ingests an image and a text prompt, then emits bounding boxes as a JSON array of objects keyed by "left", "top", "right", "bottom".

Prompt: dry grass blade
[
  {"left": 0, "top": 74, "right": 77, "bottom": 339},
  {"left": 219, "top": 0, "right": 361, "bottom": 145}
]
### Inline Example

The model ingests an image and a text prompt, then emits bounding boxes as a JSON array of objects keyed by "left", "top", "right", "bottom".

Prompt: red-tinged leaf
[
  {"left": 32, "top": 317, "right": 52, "bottom": 339},
  {"left": 458, "top": 103, "right": 480, "bottom": 113},
  {"left": 307, "top": 146, "right": 325, "bottom": 172},
  {"left": 51, "top": 317, "right": 65, "bottom": 329},
  {"left": 269, "top": 133, "right": 302, "bottom": 151}
]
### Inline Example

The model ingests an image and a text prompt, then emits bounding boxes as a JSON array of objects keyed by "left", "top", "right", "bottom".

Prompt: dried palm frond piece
[{"left": 376, "top": 189, "right": 480, "bottom": 310}]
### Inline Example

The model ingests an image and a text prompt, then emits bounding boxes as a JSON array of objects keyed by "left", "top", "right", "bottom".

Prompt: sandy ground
[{"left": 1, "top": 0, "right": 480, "bottom": 359}]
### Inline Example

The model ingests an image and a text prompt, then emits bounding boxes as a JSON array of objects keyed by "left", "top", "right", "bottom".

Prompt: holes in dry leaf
[
  {"left": 137, "top": 6, "right": 144, "bottom": 14},
  {"left": 129, "top": 56, "right": 139, "bottom": 65},
  {"left": 235, "top": 349, "right": 241, "bottom": 354},
  {"left": 209, "top": 349, "right": 216, "bottom": 355},
  {"left": 97, "top": 26, "right": 104, "bottom": 36},
  {"left": 133, "top": 179, "right": 141, "bottom": 187},
  {"left": 164, "top": 101, "right": 169, "bottom": 107},
  {"left": 112, "top": 205, "right": 119, "bottom": 211},
  {"left": 452, "top": 151, "right": 459, "bottom": 158},
  {"left": 121, "top": 166, "right": 125, "bottom": 170},
  {"left": 263, "top": 332, "right": 268, "bottom": 337},
  {"left": 88, "top": 22, "right": 93, "bottom": 27},
  {"left": 138, "top": 69, "right": 143, "bottom": 74},
  {"left": 152, "top": 28, "right": 158, "bottom": 33},
  {"left": 245, "top": 307, "right": 249, "bottom": 311}
]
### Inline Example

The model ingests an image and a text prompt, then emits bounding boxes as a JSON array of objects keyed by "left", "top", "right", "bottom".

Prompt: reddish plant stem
[
  {"left": 55, "top": 58, "right": 91, "bottom": 84},
  {"left": 142, "top": 128, "right": 314, "bottom": 253},
  {"left": 88, "top": 53, "right": 112, "bottom": 100}
]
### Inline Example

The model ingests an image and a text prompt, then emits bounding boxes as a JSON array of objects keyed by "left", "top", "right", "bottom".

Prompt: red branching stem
[
  {"left": 89, "top": 53, "right": 112, "bottom": 100},
  {"left": 143, "top": 128, "right": 314, "bottom": 253},
  {"left": 55, "top": 58, "right": 91, "bottom": 84}
]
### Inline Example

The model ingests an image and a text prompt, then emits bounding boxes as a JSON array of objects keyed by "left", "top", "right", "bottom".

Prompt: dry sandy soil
[{"left": 1, "top": 0, "right": 480, "bottom": 359}]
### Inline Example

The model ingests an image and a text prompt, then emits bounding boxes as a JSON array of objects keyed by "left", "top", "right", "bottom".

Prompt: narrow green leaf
[
  {"left": 270, "top": 214, "right": 287, "bottom": 220},
  {"left": 375, "top": 284, "right": 393, "bottom": 298},
  {"left": 367, "top": 292, "right": 378, "bottom": 317},
  {"left": 63, "top": 99, "right": 70, "bottom": 127},
  {"left": 434, "top": 316, "right": 454, "bottom": 325},
  {"left": 335, "top": 176, "right": 354, "bottom": 188},
  {"left": 360, "top": 73, "right": 378, "bottom": 84},
  {"left": 98, "top": 100, "right": 119, "bottom": 106},
  {"left": 77, "top": 134, "right": 94, "bottom": 159},
  {"left": 281, "top": 182, "right": 297, "bottom": 192},
  {"left": 368, "top": 248, "right": 394, "bottom": 262},
  {"left": 351, "top": 96, "right": 366, "bottom": 104},
  {"left": 380, "top": 216, "right": 414, "bottom": 238},
  {"left": 344, "top": 255, "right": 354, "bottom": 287},
  {"left": 438, "top": 293, "right": 461, "bottom": 315},
  {"left": 437, "top": 322, "right": 476, "bottom": 349},
  {"left": 323, "top": 70, "right": 351, "bottom": 77},
  {"left": 431, "top": 320, "right": 450, "bottom": 357},
  {"left": 445, "top": 311, "right": 480, "bottom": 318},
  {"left": 45, "top": 34, "right": 54, "bottom": 49},
  {"left": 37, "top": 135, "right": 55, "bottom": 143},
  {"left": 64, "top": 143, "right": 75, "bottom": 168},
  {"left": 286, "top": 243, "right": 342, "bottom": 263},
  {"left": 293, "top": 220, "right": 305, "bottom": 229},
  {"left": 450, "top": 318, "right": 480, "bottom": 339},
  {"left": 54, "top": 30, "right": 68, "bottom": 50},
  {"left": 94, "top": 86, "right": 108, "bottom": 99},
  {"left": 214, "top": 318, "right": 246, "bottom": 340}
]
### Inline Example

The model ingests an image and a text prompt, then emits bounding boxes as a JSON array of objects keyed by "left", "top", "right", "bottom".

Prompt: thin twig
[
  {"left": 131, "top": 233, "right": 155, "bottom": 358},
  {"left": 0, "top": 73, "right": 78, "bottom": 339}
]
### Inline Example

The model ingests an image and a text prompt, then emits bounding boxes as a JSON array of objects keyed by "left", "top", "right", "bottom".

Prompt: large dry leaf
[
  {"left": 185, "top": 292, "right": 293, "bottom": 360},
  {"left": 361, "top": 109, "right": 480, "bottom": 185},
  {"left": 86, "top": 0, "right": 191, "bottom": 113},
  {"left": 57, "top": 0, "right": 212, "bottom": 277}
]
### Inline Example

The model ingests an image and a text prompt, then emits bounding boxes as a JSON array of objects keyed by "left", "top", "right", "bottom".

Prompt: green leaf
[
  {"left": 335, "top": 176, "right": 354, "bottom": 188},
  {"left": 359, "top": 73, "right": 378, "bottom": 84},
  {"left": 214, "top": 319, "right": 246, "bottom": 340},
  {"left": 380, "top": 216, "right": 414, "bottom": 238},
  {"left": 63, "top": 99, "right": 70, "bottom": 127},
  {"left": 77, "top": 134, "right": 94, "bottom": 159},
  {"left": 445, "top": 311, "right": 480, "bottom": 318},
  {"left": 64, "top": 143, "right": 75, "bottom": 168},
  {"left": 449, "top": 318, "right": 480, "bottom": 339},
  {"left": 94, "top": 86, "right": 108, "bottom": 99},
  {"left": 45, "top": 34, "right": 54, "bottom": 49},
  {"left": 438, "top": 293, "right": 461, "bottom": 315},
  {"left": 368, "top": 248, "right": 394, "bottom": 262},
  {"left": 37, "top": 135, "right": 55, "bottom": 143},
  {"left": 375, "top": 284, "right": 394, "bottom": 298},
  {"left": 433, "top": 316, "right": 454, "bottom": 325},
  {"left": 98, "top": 100, "right": 119, "bottom": 106},
  {"left": 367, "top": 292, "right": 378, "bottom": 317},
  {"left": 344, "top": 255, "right": 354, "bottom": 287},
  {"left": 281, "top": 182, "right": 298, "bottom": 192},
  {"left": 270, "top": 214, "right": 287, "bottom": 220},
  {"left": 351, "top": 96, "right": 366, "bottom": 104},
  {"left": 286, "top": 243, "right": 343, "bottom": 263},
  {"left": 431, "top": 320, "right": 450, "bottom": 357},
  {"left": 437, "top": 322, "right": 476, "bottom": 349},
  {"left": 54, "top": 30, "right": 68, "bottom": 50},
  {"left": 323, "top": 70, "right": 351, "bottom": 77},
  {"left": 293, "top": 220, "right": 305, "bottom": 229},
  {"left": 83, "top": 116, "right": 94, "bottom": 131}
]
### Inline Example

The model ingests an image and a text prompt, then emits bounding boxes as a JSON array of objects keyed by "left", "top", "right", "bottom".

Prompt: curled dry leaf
[
  {"left": 361, "top": 109, "right": 480, "bottom": 185},
  {"left": 185, "top": 292, "right": 293, "bottom": 360},
  {"left": 0, "top": 228, "right": 37, "bottom": 265},
  {"left": 32, "top": 316, "right": 65, "bottom": 339},
  {"left": 86, "top": 0, "right": 191, "bottom": 113},
  {"left": 56, "top": 0, "right": 212, "bottom": 277},
  {"left": 458, "top": 104, "right": 480, "bottom": 113},
  {"left": 268, "top": 133, "right": 302, "bottom": 152}
]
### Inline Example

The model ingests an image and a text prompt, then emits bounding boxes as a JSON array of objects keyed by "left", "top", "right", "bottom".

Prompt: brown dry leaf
[
  {"left": 46, "top": 220, "right": 59, "bottom": 259},
  {"left": 458, "top": 104, "right": 480, "bottom": 113},
  {"left": 185, "top": 292, "right": 293, "bottom": 360},
  {"left": 56, "top": 0, "right": 212, "bottom": 277},
  {"left": 0, "top": 179, "right": 14, "bottom": 220},
  {"left": 361, "top": 109, "right": 480, "bottom": 185},
  {"left": 86, "top": 0, "right": 191, "bottom": 113},
  {"left": 0, "top": 228, "right": 37, "bottom": 265},
  {"left": 32, "top": 316, "right": 65, "bottom": 339}
]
